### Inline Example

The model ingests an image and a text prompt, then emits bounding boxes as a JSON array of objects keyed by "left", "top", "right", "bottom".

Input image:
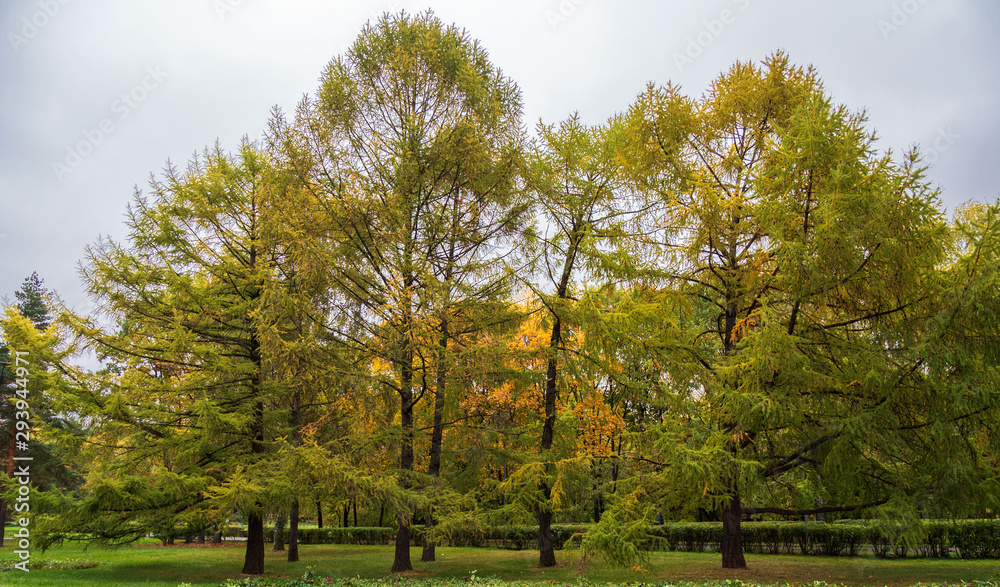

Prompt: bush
[{"left": 949, "top": 519, "right": 1000, "bottom": 559}]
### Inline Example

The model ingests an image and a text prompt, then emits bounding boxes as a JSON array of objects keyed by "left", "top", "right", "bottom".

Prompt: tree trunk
[
  {"left": 273, "top": 511, "right": 286, "bottom": 551},
  {"left": 379, "top": 502, "right": 385, "bottom": 527},
  {"left": 538, "top": 505, "right": 557, "bottom": 567},
  {"left": 212, "top": 524, "right": 223, "bottom": 544},
  {"left": 392, "top": 518, "right": 412, "bottom": 572},
  {"left": 343, "top": 502, "right": 349, "bottom": 528},
  {"left": 421, "top": 519, "right": 437, "bottom": 562},
  {"left": 537, "top": 314, "right": 563, "bottom": 568},
  {"left": 288, "top": 386, "right": 301, "bottom": 562},
  {"left": 288, "top": 498, "right": 300, "bottom": 562},
  {"left": 198, "top": 529, "right": 206, "bottom": 544},
  {"left": 721, "top": 492, "right": 746, "bottom": 569},
  {"left": 241, "top": 306, "right": 267, "bottom": 575},
  {"left": 423, "top": 321, "right": 449, "bottom": 562},
  {"left": 242, "top": 512, "right": 265, "bottom": 575},
  {"left": 391, "top": 305, "right": 416, "bottom": 573}
]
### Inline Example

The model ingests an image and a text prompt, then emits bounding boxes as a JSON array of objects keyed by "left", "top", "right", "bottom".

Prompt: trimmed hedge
[
  {"left": 219, "top": 518, "right": 1000, "bottom": 558},
  {"left": 646, "top": 519, "right": 1000, "bottom": 558}
]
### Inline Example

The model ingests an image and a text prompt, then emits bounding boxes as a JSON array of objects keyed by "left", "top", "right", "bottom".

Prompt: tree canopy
[{"left": 25, "top": 13, "right": 1000, "bottom": 577}]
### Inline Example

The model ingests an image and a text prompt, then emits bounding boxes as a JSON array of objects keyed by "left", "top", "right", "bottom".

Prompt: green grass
[{"left": 2, "top": 535, "right": 999, "bottom": 587}]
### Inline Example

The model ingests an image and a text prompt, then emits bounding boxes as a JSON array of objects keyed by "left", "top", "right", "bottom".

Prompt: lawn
[{"left": 2, "top": 539, "right": 1000, "bottom": 587}]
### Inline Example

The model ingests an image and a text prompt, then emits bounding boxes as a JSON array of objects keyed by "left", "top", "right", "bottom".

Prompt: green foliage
[
  {"left": 947, "top": 519, "right": 1000, "bottom": 559},
  {"left": 13, "top": 271, "right": 52, "bottom": 330}
]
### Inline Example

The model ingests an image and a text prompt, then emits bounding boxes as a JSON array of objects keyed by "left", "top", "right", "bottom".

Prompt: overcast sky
[{"left": 1, "top": 0, "right": 998, "bottom": 323}]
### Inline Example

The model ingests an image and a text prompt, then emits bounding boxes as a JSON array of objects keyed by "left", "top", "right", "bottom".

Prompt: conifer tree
[
  {"left": 15, "top": 272, "right": 51, "bottom": 330},
  {"left": 276, "top": 10, "right": 526, "bottom": 572},
  {"left": 521, "top": 113, "right": 635, "bottom": 567},
  {"left": 59, "top": 142, "right": 282, "bottom": 574},
  {"left": 615, "top": 52, "right": 1000, "bottom": 568}
]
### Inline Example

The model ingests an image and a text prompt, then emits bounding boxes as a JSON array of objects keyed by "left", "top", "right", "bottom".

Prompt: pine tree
[{"left": 14, "top": 272, "right": 51, "bottom": 330}]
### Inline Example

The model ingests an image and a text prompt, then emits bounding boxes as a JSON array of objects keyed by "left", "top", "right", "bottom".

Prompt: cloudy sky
[{"left": 1, "top": 0, "right": 998, "bottom": 323}]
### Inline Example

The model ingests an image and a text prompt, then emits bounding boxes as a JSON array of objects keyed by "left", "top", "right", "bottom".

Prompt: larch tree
[
  {"left": 617, "top": 52, "right": 1000, "bottom": 568},
  {"left": 59, "top": 142, "right": 284, "bottom": 575},
  {"left": 520, "top": 113, "right": 636, "bottom": 567},
  {"left": 276, "top": 10, "right": 527, "bottom": 573}
]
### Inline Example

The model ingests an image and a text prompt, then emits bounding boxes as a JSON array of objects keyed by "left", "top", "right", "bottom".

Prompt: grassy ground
[{"left": 2, "top": 535, "right": 999, "bottom": 586}]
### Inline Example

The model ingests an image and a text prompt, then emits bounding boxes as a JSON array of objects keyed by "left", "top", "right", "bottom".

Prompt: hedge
[
  {"left": 645, "top": 519, "right": 1000, "bottom": 558},
  {"left": 213, "top": 519, "right": 1000, "bottom": 558}
]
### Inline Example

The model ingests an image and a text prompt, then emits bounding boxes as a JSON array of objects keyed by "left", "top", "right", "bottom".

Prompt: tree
[
  {"left": 617, "top": 52, "right": 1000, "bottom": 568},
  {"left": 1, "top": 274, "right": 83, "bottom": 548},
  {"left": 521, "top": 113, "right": 634, "bottom": 567},
  {"left": 278, "top": 10, "right": 526, "bottom": 572},
  {"left": 60, "top": 142, "right": 283, "bottom": 575},
  {"left": 14, "top": 272, "right": 52, "bottom": 330}
]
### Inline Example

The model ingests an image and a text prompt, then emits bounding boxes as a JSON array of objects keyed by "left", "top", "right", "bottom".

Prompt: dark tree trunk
[
  {"left": 535, "top": 239, "right": 577, "bottom": 569},
  {"left": 391, "top": 518, "right": 412, "bottom": 572},
  {"left": 242, "top": 512, "right": 265, "bottom": 575},
  {"left": 241, "top": 299, "right": 267, "bottom": 575},
  {"left": 353, "top": 499, "right": 358, "bottom": 527},
  {"left": 288, "top": 388, "right": 301, "bottom": 562},
  {"left": 538, "top": 506, "right": 557, "bottom": 567},
  {"left": 198, "top": 529, "right": 206, "bottom": 544},
  {"left": 423, "top": 322, "right": 449, "bottom": 562},
  {"left": 391, "top": 307, "right": 416, "bottom": 573},
  {"left": 379, "top": 502, "right": 385, "bottom": 527},
  {"left": 536, "top": 316, "right": 562, "bottom": 568},
  {"left": 288, "top": 499, "right": 300, "bottom": 562},
  {"left": 721, "top": 492, "right": 746, "bottom": 569},
  {"left": 212, "top": 524, "right": 223, "bottom": 544},
  {"left": 316, "top": 500, "right": 323, "bottom": 529},
  {"left": 421, "top": 522, "right": 436, "bottom": 562},
  {"left": 273, "top": 511, "right": 286, "bottom": 551}
]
